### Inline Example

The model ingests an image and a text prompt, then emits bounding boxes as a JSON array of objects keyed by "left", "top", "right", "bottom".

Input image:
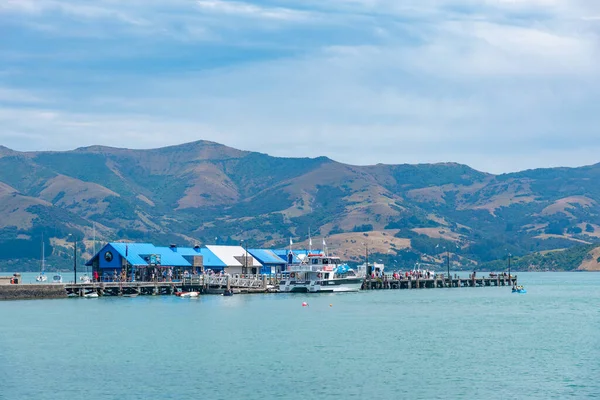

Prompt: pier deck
[
  {"left": 362, "top": 276, "right": 517, "bottom": 290},
  {"left": 64, "top": 275, "right": 272, "bottom": 297},
  {"left": 3, "top": 274, "right": 518, "bottom": 300}
]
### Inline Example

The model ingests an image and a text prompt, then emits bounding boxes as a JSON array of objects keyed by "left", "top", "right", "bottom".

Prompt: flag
[
  {"left": 309, "top": 237, "right": 312, "bottom": 247},
  {"left": 322, "top": 238, "right": 326, "bottom": 247},
  {"left": 290, "top": 237, "right": 293, "bottom": 246},
  {"left": 126, "top": 245, "right": 128, "bottom": 256}
]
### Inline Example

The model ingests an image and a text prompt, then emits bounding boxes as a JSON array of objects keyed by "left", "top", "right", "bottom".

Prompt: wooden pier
[
  {"left": 362, "top": 275, "right": 517, "bottom": 290},
  {"left": 64, "top": 275, "right": 273, "bottom": 297}
]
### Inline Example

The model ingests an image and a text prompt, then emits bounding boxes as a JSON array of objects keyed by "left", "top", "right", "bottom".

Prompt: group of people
[
  {"left": 95, "top": 268, "right": 233, "bottom": 283},
  {"left": 386, "top": 270, "right": 437, "bottom": 280}
]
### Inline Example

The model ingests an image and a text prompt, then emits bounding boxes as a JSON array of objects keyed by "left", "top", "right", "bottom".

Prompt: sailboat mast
[{"left": 41, "top": 233, "right": 45, "bottom": 272}]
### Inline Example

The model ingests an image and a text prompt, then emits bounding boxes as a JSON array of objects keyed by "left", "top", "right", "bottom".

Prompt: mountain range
[{"left": 1, "top": 140, "right": 600, "bottom": 272}]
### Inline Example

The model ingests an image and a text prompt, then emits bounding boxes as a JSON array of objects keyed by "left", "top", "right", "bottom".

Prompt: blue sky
[{"left": 1, "top": 0, "right": 599, "bottom": 173}]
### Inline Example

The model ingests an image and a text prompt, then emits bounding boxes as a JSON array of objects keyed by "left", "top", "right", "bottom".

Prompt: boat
[
  {"left": 52, "top": 273, "right": 63, "bottom": 283},
  {"left": 279, "top": 253, "right": 363, "bottom": 293},
  {"left": 176, "top": 291, "right": 199, "bottom": 298},
  {"left": 36, "top": 237, "right": 47, "bottom": 282},
  {"left": 79, "top": 275, "right": 92, "bottom": 284},
  {"left": 122, "top": 293, "right": 138, "bottom": 298},
  {"left": 512, "top": 285, "right": 526, "bottom": 294},
  {"left": 84, "top": 292, "right": 99, "bottom": 298},
  {"left": 222, "top": 289, "right": 234, "bottom": 296}
]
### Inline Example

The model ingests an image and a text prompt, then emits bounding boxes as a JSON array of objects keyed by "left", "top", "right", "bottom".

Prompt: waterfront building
[
  {"left": 86, "top": 243, "right": 191, "bottom": 281},
  {"left": 205, "top": 245, "right": 262, "bottom": 275},
  {"left": 165, "top": 245, "right": 227, "bottom": 273},
  {"left": 247, "top": 249, "right": 287, "bottom": 275}
]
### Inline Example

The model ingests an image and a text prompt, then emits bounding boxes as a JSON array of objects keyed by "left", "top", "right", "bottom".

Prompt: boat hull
[
  {"left": 176, "top": 292, "right": 199, "bottom": 298},
  {"left": 279, "top": 278, "right": 363, "bottom": 293}
]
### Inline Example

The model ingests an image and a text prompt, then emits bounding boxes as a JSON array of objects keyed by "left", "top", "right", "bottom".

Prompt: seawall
[{"left": 0, "top": 284, "right": 67, "bottom": 300}]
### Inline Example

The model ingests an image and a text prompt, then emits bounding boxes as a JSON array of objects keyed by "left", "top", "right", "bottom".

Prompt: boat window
[
  {"left": 323, "top": 258, "right": 329, "bottom": 264},
  {"left": 325, "top": 273, "right": 330, "bottom": 279},
  {"left": 312, "top": 259, "right": 319, "bottom": 265}
]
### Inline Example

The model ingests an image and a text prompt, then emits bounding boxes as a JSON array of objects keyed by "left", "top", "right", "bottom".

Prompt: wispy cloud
[{"left": 196, "top": 0, "right": 311, "bottom": 20}]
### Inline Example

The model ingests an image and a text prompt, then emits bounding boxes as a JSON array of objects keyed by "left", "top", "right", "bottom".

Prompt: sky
[{"left": 1, "top": 0, "right": 599, "bottom": 173}]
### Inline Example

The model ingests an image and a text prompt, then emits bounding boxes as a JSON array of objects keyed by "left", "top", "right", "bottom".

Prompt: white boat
[
  {"left": 279, "top": 254, "right": 363, "bottom": 293},
  {"left": 176, "top": 291, "right": 199, "bottom": 298},
  {"left": 84, "top": 292, "right": 99, "bottom": 298},
  {"left": 52, "top": 273, "right": 62, "bottom": 283},
  {"left": 79, "top": 274, "right": 92, "bottom": 284},
  {"left": 36, "top": 237, "right": 48, "bottom": 282}
]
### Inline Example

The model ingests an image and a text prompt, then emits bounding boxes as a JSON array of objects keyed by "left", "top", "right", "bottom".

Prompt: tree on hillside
[{"left": 586, "top": 223, "right": 595, "bottom": 233}]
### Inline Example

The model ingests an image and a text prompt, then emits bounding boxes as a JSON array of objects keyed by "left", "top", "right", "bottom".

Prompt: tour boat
[
  {"left": 176, "top": 291, "right": 199, "bottom": 298},
  {"left": 279, "top": 254, "right": 363, "bottom": 293}
]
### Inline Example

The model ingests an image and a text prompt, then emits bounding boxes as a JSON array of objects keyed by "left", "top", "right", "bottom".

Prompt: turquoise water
[{"left": 1, "top": 272, "right": 599, "bottom": 399}]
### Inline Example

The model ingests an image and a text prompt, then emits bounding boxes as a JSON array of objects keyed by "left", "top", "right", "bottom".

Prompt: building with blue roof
[
  {"left": 86, "top": 242, "right": 192, "bottom": 282},
  {"left": 164, "top": 245, "right": 228, "bottom": 273},
  {"left": 248, "top": 249, "right": 286, "bottom": 275}
]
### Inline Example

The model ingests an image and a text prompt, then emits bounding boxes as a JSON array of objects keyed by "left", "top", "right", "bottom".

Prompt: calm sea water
[{"left": 1, "top": 272, "right": 599, "bottom": 400}]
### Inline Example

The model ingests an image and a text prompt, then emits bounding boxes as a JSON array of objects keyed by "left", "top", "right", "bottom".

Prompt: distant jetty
[{"left": 0, "top": 275, "right": 67, "bottom": 300}]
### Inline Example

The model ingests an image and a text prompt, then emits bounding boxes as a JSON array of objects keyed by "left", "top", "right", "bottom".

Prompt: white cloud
[
  {"left": 1, "top": 0, "right": 599, "bottom": 173},
  {"left": 196, "top": 0, "right": 310, "bottom": 20}
]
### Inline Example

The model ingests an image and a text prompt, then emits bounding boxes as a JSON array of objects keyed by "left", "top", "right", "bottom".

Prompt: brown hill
[{"left": 1, "top": 140, "right": 600, "bottom": 271}]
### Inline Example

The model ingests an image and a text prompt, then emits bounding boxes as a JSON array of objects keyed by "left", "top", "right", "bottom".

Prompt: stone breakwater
[{"left": 0, "top": 284, "right": 67, "bottom": 300}]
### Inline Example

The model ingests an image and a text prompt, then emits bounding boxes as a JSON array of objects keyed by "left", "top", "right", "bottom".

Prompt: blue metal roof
[
  {"left": 248, "top": 249, "right": 286, "bottom": 265},
  {"left": 110, "top": 242, "right": 155, "bottom": 266},
  {"left": 169, "top": 247, "right": 203, "bottom": 257},
  {"left": 153, "top": 247, "right": 193, "bottom": 267},
  {"left": 198, "top": 248, "right": 227, "bottom": 268},
  {"left": 272, "top": 249, "right": 301, "bottom": 264}
]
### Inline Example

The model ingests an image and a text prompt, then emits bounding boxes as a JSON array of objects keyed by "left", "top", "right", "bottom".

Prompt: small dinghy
[
  {"left": 222, "top": 289, "right": 234, "bottom": 297},
  {"left": 512, "top": 285, "right": 526, "bottom": 294},
  {"left": 176, "top": 291, "right": 199, "bottom": 298},
  {"left": 122, "top": 293, "right": 138, "bottom": 298},
  {"left": 84, "top": 292, "right": 99, "bottom": 298}
]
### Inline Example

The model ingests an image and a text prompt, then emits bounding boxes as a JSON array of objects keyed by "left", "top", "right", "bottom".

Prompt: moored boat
[
  {"left": 36, "top": 237, "right": 48, "bottom": 282},
  {"left": 176, "top": 291, "right": 199, "bottom": 298},
  {"left": 279, "top": 253, "right": 362, "bottom": 293},
  {"left": 52, "top": 273, "right": 62, "bottom": 283}
]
